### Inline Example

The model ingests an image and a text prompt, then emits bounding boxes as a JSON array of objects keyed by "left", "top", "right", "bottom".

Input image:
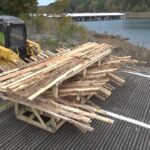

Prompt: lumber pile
[{"left": 0, "top": 42, "right": 137, "bottom": 132}]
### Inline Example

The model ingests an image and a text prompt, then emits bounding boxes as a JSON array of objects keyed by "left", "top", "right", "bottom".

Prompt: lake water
[{"left": 80, "top": 19, "right": 150, "bottom": 48}]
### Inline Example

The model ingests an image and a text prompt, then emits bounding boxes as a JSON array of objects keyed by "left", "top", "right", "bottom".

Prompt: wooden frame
[{"left": 15, "top": 103, "right": 65, "bottom": 133}]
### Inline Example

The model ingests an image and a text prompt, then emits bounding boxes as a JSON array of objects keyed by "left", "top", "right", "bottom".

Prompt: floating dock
[
  {"left": 32, "top": 12, "right": 125, "bottom": 21},
  {"left": 66, "top": 13, "right": 126, "bottom": 21},
  {"left": 45, "top": 12, "right": 126, "bottom": 21}
]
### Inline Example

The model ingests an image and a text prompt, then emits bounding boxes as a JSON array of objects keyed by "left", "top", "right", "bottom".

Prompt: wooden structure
[
  {"left": 0, "top": 42, "right": 137, "bottom": 133},
  {"left": 66, "top": 13, "right": 126, "bottom": 21},
  {"left": 45, "top": 13, "right": 126, "bottom": 21},
  {"left": 0, "top": 50, "right": 55, "bottom": 72}
]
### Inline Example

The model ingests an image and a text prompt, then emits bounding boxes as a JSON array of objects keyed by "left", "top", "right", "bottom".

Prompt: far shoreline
[
  {"left": 88, "top": 31, "right": 150, "bottom": 66},
  {"left": 126, "top": 12, "right": 150, "bottom": 18}
]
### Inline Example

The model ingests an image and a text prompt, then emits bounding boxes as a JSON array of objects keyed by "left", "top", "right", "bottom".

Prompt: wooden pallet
[
  {"left": 15, "top": 103, "right": 65, "bottom": 133},
  {"left": 0, "top": 50, "right": 56, "bottom": 72}
]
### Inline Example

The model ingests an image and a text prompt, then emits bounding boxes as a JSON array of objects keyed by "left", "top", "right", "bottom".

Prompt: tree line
[
  {"left": 0, "top": 0, "right": 150, "bottom": 16},
  {"left": 0, "top": 0, "right": 37, "bottom": 16},
  {"left": 50, "top": 0, "right": 150, "bottom": 13}
]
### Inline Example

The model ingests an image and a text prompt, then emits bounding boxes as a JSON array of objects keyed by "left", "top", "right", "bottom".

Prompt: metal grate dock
[{"left": 0, "top": 73, "right": 150, "bottom": 150}]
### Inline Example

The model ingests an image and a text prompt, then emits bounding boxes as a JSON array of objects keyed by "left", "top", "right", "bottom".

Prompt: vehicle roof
[{"left": 0, "top": 15, "right": 24, "bottom": 24}]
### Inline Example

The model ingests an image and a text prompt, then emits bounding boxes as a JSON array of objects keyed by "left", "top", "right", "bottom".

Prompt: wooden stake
[
  {"left": 98, "top": 60, "right": 101, "bottom": 67},
  {"left": 52, "top": 84, "right": 59, "bottom": 98},
  {"left": 83, "top": 69, "right": 87, "bottom": 77}
]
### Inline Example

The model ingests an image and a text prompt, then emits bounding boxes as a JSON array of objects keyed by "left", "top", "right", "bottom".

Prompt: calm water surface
[{"left": 80, "top": 19, "right": 150, "bottom": 48}]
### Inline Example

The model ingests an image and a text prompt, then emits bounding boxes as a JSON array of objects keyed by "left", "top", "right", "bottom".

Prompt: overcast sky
[{"left": 38, "top": 0, "right": 55, "bottom": 6}]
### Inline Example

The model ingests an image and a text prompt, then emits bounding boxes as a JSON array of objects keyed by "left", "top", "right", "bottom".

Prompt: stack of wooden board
[
  {"left": 0, "top": 42, "right": 137, "bottom": 132},
  {"left": 0, "top": 50, "right": 54, "bottom": 72}
]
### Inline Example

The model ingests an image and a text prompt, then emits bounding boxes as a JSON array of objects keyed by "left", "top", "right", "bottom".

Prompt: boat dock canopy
[{"left": 66, "top": 13, "right": 125, "bottom": 17}]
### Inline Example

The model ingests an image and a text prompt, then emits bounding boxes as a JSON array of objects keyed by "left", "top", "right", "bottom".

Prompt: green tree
[
  {"left": 127, "top": 3, "right": 132, "bottom": 11},
  {"left": 47, "top": 0, "right": 70, "bottom": 15},
  {"left": 76, "top": 4, "right": 84, "bottom": 12},
  {"left": 89, "top": 0, "right": 99, "bottom": 12},
  {"left": 132, "top": 5, "right": 141, "bottom": 12},
  {"left": 110, "top": 4, "right": 119, "bottom": 12},
  {"left": 105, "top": 0, "right": 112, "bottom": 11},
  {"left": 0, "top": 0, "right": 37, "bottom": 16},
  {"left": 141, "top": 3, "right": 148, "bottom": 12},
  {"left": 67, "top": 0, "right": 150, "bottom": 13}
]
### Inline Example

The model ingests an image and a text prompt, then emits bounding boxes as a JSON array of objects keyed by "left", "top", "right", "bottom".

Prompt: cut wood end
[{"left": 108, "top": 119, "right": 114, "bottom": 124}]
